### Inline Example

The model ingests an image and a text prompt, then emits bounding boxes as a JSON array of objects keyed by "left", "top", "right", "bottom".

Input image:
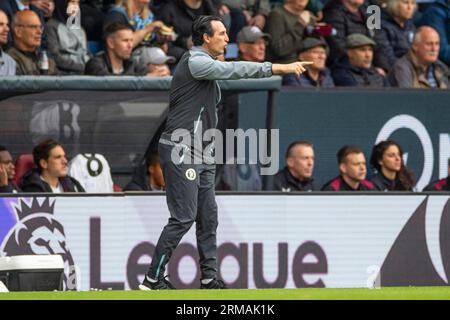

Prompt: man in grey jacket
[{"left": 139, "top": 15, "right": 311, "bottom": 290}]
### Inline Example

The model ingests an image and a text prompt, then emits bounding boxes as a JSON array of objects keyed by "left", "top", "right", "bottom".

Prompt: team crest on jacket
[{"left": 185, "top": 168, "right": 197, "bottom": 181}]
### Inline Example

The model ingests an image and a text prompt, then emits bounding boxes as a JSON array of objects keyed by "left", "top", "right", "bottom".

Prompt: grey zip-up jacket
[{"left": 160, "top": 46, "right": 273, "bottom": 161}]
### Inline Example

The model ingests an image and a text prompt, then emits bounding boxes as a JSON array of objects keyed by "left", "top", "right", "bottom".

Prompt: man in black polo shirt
[
  {"left": 272, "top": 141, "right": 316, "bottom": 192},
  {"left": 85, "top": 22, "right": 148, "bottom": 76}
]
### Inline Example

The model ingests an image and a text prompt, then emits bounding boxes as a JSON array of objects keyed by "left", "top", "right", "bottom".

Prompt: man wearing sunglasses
[{"left": 7, "top": 10, "right": 58, "bottom": 74}]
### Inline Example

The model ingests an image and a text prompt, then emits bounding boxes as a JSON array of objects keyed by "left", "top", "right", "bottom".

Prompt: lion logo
[{"left": 0, "top": 198, "right": 77, "bottom": 290}]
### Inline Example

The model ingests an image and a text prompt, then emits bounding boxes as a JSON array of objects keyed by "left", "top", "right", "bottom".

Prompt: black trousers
[{"left": 147, "top": 143, "right": 218, "bottom": 280}]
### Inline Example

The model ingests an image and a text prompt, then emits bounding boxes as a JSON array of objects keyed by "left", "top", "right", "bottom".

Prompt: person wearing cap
[
  {"left": 85, "top": 22, "right": 148, "bottom": 76},
  {"left": 236, "top": 26, "right": 270, "bottom": 62},
  {"left": 331, "top": 33, "right": 389, "bottom": 87},
  {"left": 142, "top": 46, "right": 175, "bottom": 76},
  {"left": 389, "top": 26, "right": 449, "bottom": 89},
  {"left": 283, "top": 37, "right": 334, "bottom": 87}
]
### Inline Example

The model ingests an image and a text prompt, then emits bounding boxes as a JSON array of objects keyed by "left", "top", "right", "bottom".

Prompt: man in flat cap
[
  {"left": 332, "top": 33, "right": 389, "bottom": 87},
  {"left": 236, "top": 25, "right": 270, "bottom": 62},
  {"left": 283, "top": 37, "right": 334, "bottom": 87}
]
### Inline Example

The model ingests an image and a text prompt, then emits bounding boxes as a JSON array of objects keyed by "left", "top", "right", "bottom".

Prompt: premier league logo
[{"left": 0, "top": 198, "right": 77, "bottom": 290}]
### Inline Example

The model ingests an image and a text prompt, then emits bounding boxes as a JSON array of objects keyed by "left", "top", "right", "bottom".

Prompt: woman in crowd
[
  {"left": 374, "top": 0, "right": 417, "bottom": 73},
  {"left": 370, "top": 140, "right": 416, "bottom": 191},
  {"left": 45, "top": 0, "right": 90, "bottom": 74}
]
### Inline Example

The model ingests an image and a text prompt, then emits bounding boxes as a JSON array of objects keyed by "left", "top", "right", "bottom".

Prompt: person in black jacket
[
  {"left": 373, "top": 0, "right": 416, "bottom": 73},
  {"left": 369, "top": 140, "right": 416, "bottom": 191},
  {"left": 332, "top": 33, "right": 389, "bottom": 87},
  {"left": 423, "top": 158, "right": 450, "bottom": 192},
  {"left": 85, "top": 22, "right": 148, "bottom": 75},
  {"left": 20, "top": 139, "right": 84, "bottom": 193},
  {"left": 0, "top": 145, "right": 21, "bottom": 193},
  {"left": 272, "top": 141, "right": 316, "bottom": 192},
  {"left": 157, "top": 0, "right": 219, "bottom": 62},
  {"left": 322, "top": 0, "right": 388, "bottom": 74},
  {"left": 124, "top": 152, "right": 165, "bottom": 191},
  {"left": 322, "top": 145, "right": 376, "bottom": 191}
]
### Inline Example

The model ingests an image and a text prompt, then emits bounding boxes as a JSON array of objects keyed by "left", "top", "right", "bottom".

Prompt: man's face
[
  {"left": 0, "top": 151, "right": 15, "bottom": 180},
  {"left": 14, "top": 13, "right": 43, "bottom": 50},
  {"left": 0, "top": 11, "right": 10, "bottom": 45},
  {"left": 287, "top": 145, "right": 315, "bottom": 180},
  {"left": 204, "top": 20, "right": 229, "bottom": 57},
  {"left": 41, "top": 145, "right": 68, "bottom": 178},
  {"left": 340, "top": 152, "right": 367, "bottom": 183},
  {"left": 239, "top": 37, "right": 266, "bottom": 62},
  {"left": 108, "top": 29, "right": 134, "bottom": 60},
  {"left": 148, "top": 64, "right": 171, "bottom": 76},
  {"left": 413, "top": 30, "right": 440, "bottom": 65},
  {"left": 299, "top": 46, "right": 327, "bottom": 71},
  {"left": 348, "top": 45, "right": 373, "bottom": 69}
]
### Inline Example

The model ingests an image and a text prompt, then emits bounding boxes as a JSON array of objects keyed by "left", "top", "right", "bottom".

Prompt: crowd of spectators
[
  {"left": 1, "top": 139, "right": 448, "bottom": 194},
  {"left": 0, "top": 0, "right": 447, "bottom": 88}
]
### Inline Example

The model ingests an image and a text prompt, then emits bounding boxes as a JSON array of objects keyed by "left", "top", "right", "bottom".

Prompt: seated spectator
[
  {"left": 332, "top": 34, "right": 389, "bottom": 87},
  {"left": 419, "top": 0, "right": 450, "bottom": 66},
  {"left": 85, "top": 22, "right": 148, "bottom": 75},
  {"left": 104, "top": 0, "right": 170, "bottom": 56},
  {"left": 158, "top": 0, "right": 219, "bottom": 62},
  {"left": 0, "top": 0, "right": 44, "bottom": 47},
  {"left": 272, "top": 141, "right": 316, "bottom": 192},
  {"left": 221, "top": 0, "right": 271, "bottom": 42},
  {"left": 30, "top": 0, "right": 55, "bottom": 20},
  {"left": 389, "top": 26, "right": 449, "bottom": 88},
  {"left": 423, "top": 158, "right": 450, "bottom": 191},
  {"left": 323, "top": 0, "right": 387, "bottom": 74},
  {"left": 0, "top": 145, "right": 21, "bottom": 193},
  {"left": 236, "top": 25, "right": 270, "bottom": 62},
  {"left": 322, "top": 145, "right": 375, "bottom": 191},
  {"left": 373, "top": 0, "right": 416, "bottom": 73},
  {"left": 142, "top": 46, "right": 175, "bottom": 76},
  {"left": 45, "top": 0, "right": 90, "bottom": 74},
  {"left": 265, "top": 0, "right": 316, "bottom": 63},
  {"left": 283, "top": 37, "right": 334, "bottom": 87},
  {"left": 7, "top": 10, "right": 58, "bottom": 75},
  {"left": 0, "top": 10, "right": 16, "bottom": 75},
  {"left": 20, "top": 139, "right": 85, "bottom": 193},
  {"left": 370, "top": 140, "right": 416, "bottom": 191},
  {"left": 124, "top": 152, "right": 165, "bottom": 191}
]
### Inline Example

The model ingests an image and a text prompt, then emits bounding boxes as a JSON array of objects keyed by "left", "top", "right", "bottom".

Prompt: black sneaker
[
  {"left": 200, "top": 278, "right": 227, "bottom": 289},
  {"left": 139, "top": 275, "right": 175, "bottom": 290}
]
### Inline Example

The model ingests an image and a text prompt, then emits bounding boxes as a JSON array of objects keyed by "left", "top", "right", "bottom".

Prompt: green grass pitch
[{"left": 1, "top": 287, "right": 450, "bottom": 300}]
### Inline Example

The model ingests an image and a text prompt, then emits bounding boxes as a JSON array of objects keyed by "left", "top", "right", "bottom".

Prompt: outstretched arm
[{"left": 272, "top": 62, "right": 314, "bottom": 77}]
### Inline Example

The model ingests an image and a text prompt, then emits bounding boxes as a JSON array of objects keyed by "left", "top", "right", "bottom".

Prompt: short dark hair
[
  {"left": 337, "top": 145, "right": 363, "bottom": 164},
  {"left": 33, "top": 139, "right": 62, "bottom": 172},
  {"left": 192, "top": 15, "right": 224, "bottom": 46},
  {"left": 285, "top": 141, "right": 313, "bottom": 160},
  {"left": 103, "top": 22, "right": 133, "bottom": 42}
]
